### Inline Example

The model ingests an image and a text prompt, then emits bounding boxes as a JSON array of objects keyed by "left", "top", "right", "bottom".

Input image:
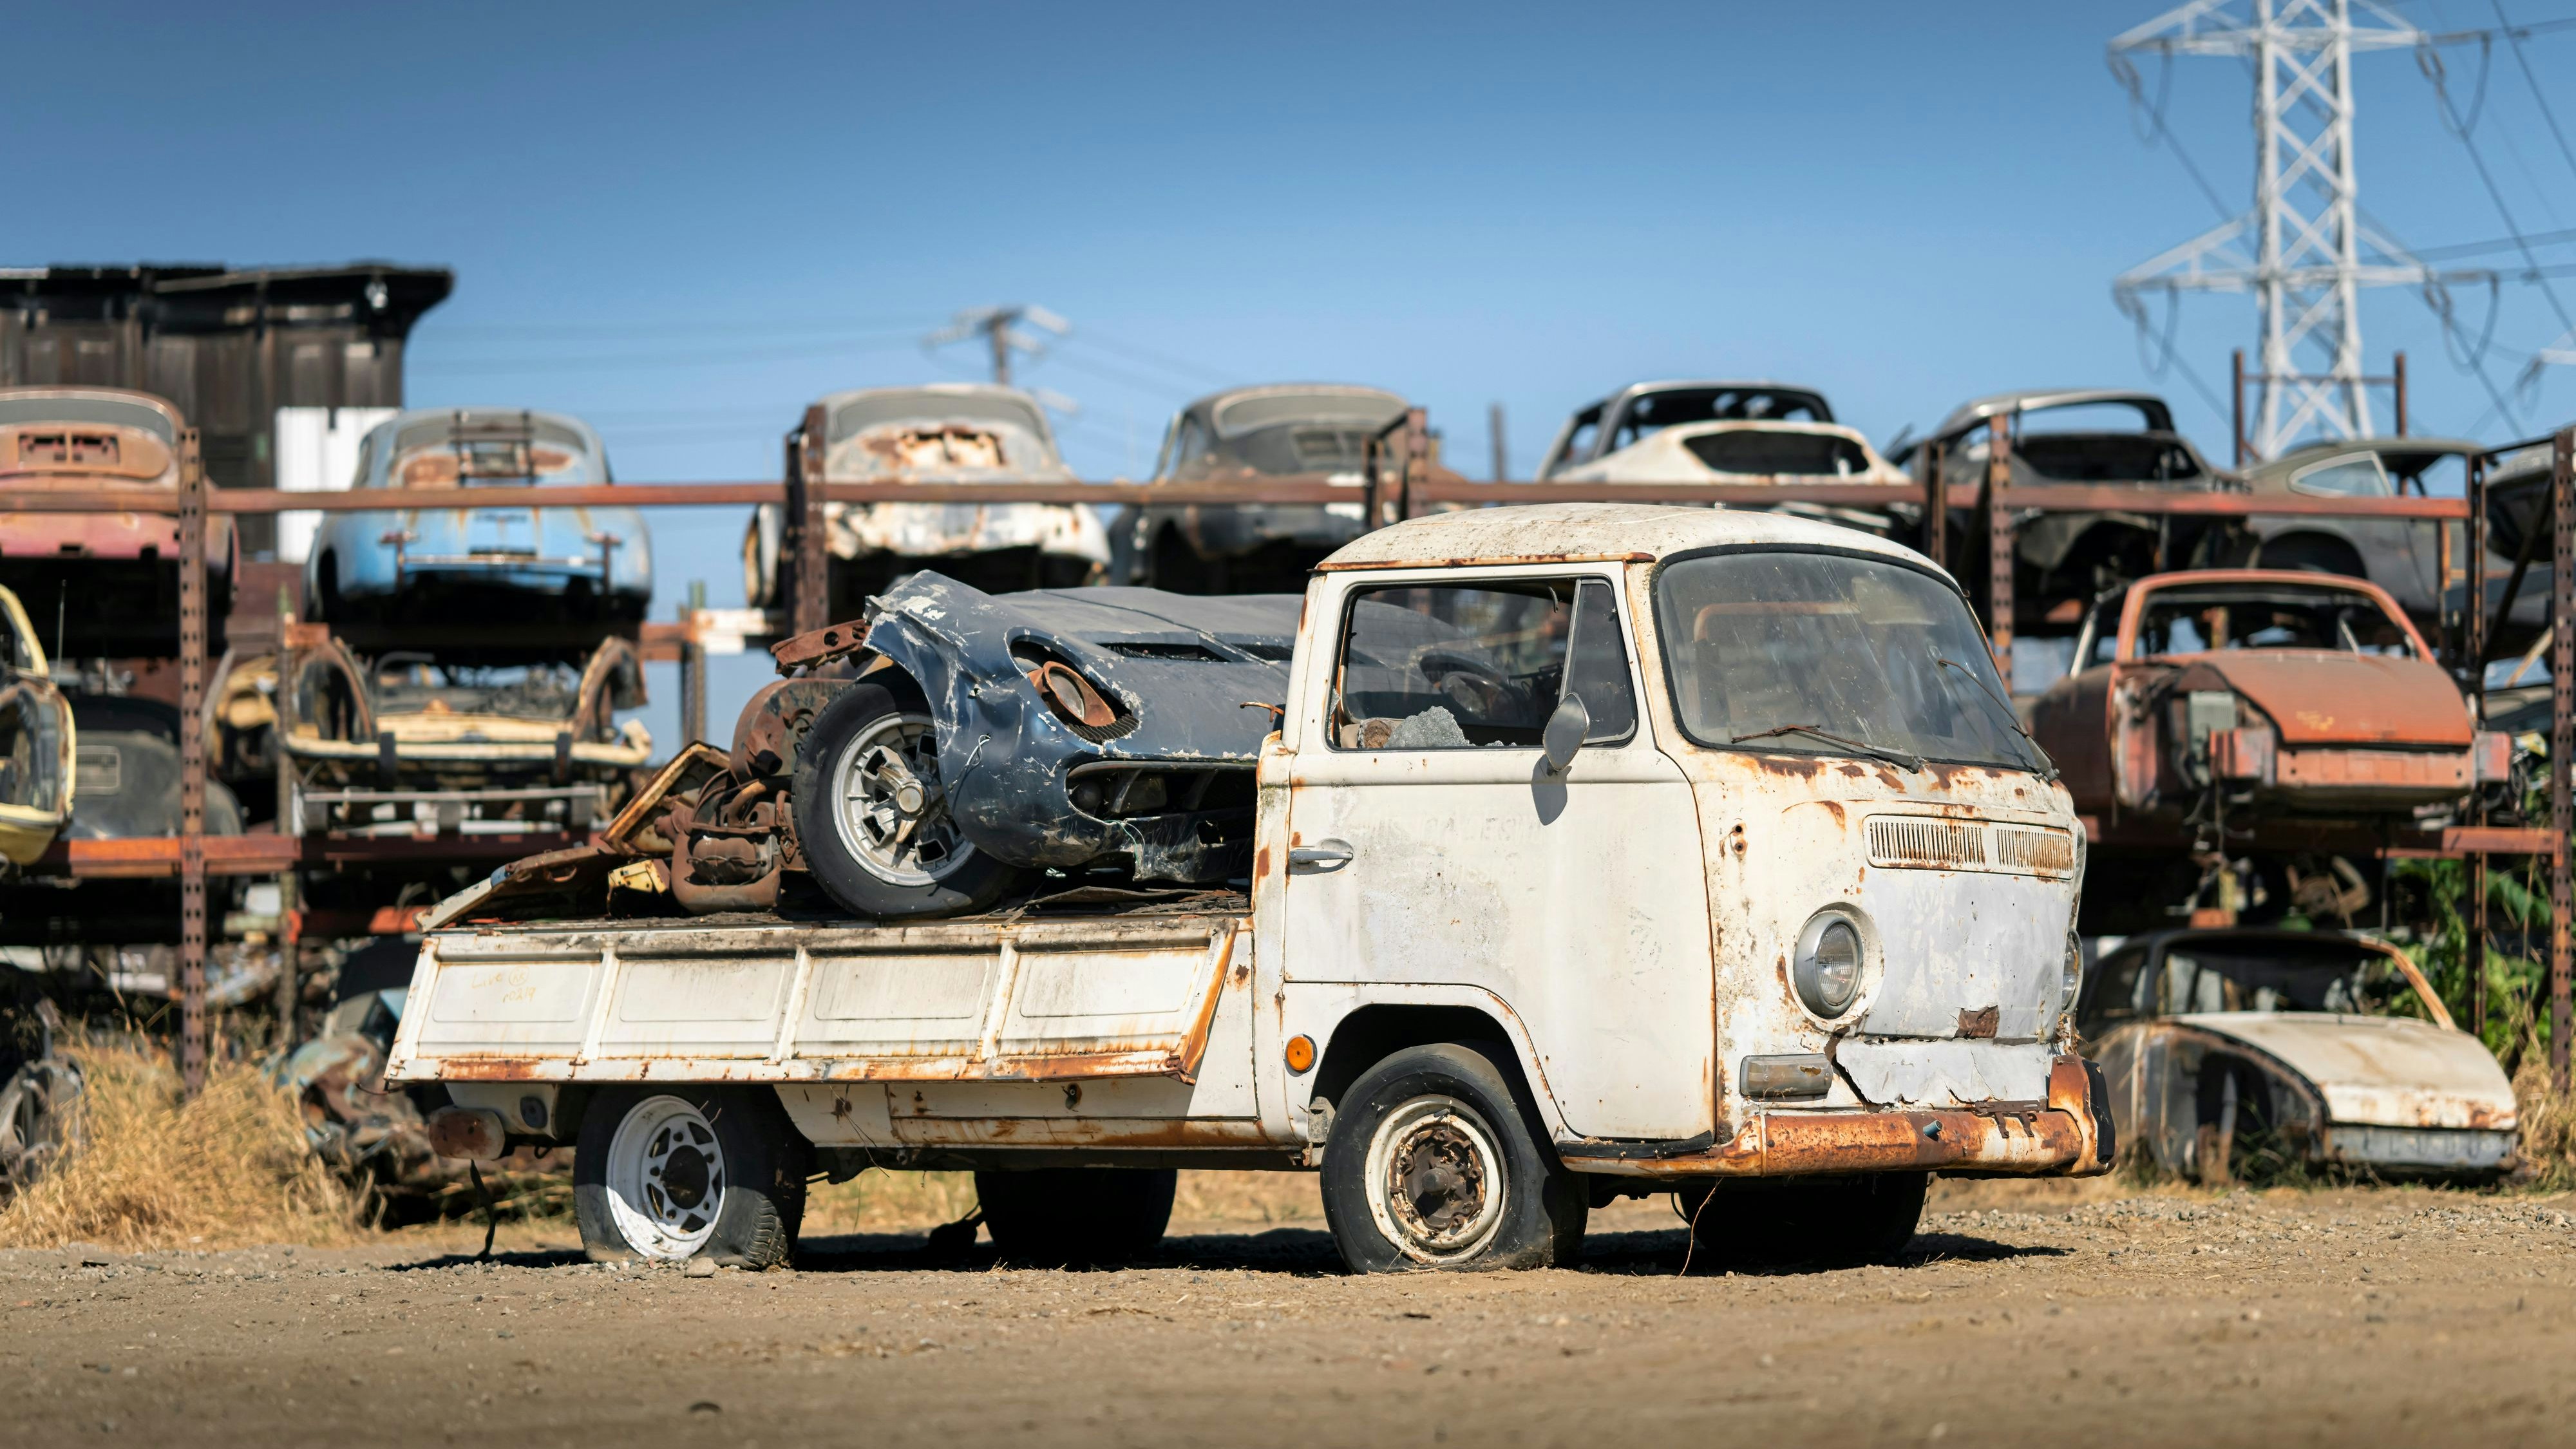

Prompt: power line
[
  {"left": 2418, "top": 41, "right": 2576, "bottom": 337},
  {"left": 410, "top": 336, "right": 924, "bottom": 374},
  {"left": 425, "top": 316, "right": 933, "bottom": 340},
  {"left": 1041, "top": 350, "right": 1202, "bottom": 402},
  {"left": 2405, "top": 223, "right": 2576, "bottom": 258},
  {"left": 1058, "top": 330, "right": 1238, "bottom": 389},
  {"left": 2496, "top": 1, "right": 2576, "bottom": 183}
]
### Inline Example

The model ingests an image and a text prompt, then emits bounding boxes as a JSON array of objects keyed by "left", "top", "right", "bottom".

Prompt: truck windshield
[{"left": 1655, "top": 551, "right": 2034, "bottom": 770}]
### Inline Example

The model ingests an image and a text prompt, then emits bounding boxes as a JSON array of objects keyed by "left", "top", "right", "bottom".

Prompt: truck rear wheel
[
  {"left": 792, "top": 681, "right": 1029, "bottom": 919},
  {"left": 1680, "top": 1171, "right": 1927, "bottom": 1269},
  {"left": 973, "top": 1167, "right": 1177, "bottom": 1264},
  {"left": 574, "top": 1087, "right": 808, "bottom": 1267},
  {"left": 1320, "top": 1043, "right": 1587, "bottom": 1273}
]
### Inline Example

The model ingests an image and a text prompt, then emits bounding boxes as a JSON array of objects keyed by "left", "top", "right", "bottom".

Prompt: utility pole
[
  {"left": 1488, "top": 403, "right": 1508, "bottom": 482},
  {"left": 924, "top": 305, "right": 1068, "bottom": 387},
  {"left": 2109, "top": 1, "right": 2459, "bottom": 457}
]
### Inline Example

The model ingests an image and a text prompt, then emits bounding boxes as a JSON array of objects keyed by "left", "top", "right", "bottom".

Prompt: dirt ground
[{"left": 7, "top": 1175, "right": 2575, "bottom": 1449}]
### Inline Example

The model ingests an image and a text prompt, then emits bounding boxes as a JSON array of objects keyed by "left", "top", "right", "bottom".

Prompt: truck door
[{"left": 1280, "top": 570, "right": 1714, "bottom": 1142}]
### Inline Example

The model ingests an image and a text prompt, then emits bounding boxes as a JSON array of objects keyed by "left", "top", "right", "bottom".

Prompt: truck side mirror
[{"left": 1542, "top": 691, "right": 1591, "bottom": 774}]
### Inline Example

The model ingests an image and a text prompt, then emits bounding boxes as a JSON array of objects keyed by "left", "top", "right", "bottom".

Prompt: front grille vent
[
  {"left": 1863, "top": 816, "right": 2078, "bottom": 878},
  {"left": 1994, "top": 826, "right": 2077, "bottom": 875},
  {"left": 1866, "top": 817, "right": 1985, "bottom": 869}
]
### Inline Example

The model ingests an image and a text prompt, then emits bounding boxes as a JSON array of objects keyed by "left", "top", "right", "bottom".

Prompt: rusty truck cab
[{"left": 1268, "top": 504, "right": 2112, "bottom": 1215}]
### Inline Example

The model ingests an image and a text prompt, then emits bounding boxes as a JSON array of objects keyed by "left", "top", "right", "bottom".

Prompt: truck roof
[{"left": 1314, "top": 502, "right": 1941, "bottom": 576}]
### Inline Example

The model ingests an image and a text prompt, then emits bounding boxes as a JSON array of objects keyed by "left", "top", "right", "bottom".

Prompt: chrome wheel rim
[
  {"left": 829, "top": 710, "right": 974, "bottom": 887},
  {"left": 1364, "top": 1094, "right": 1507, "bottom": 1264},
  {"left": 603, "top": 1095, "right": 727, "bottom": 1260}
]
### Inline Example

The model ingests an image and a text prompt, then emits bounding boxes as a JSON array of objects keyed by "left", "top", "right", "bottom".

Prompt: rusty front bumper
[{"left": 1564, "top": 1057, "right": 2115, "bottom": 1180}]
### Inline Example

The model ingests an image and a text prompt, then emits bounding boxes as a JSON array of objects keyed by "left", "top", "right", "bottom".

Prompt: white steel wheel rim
[
  {"left": 1364, "top": 1094, "right": 1508, "bottom": 1264},
  {"left": 603, "top": 1095, "right": 728, "bottom": 1260},
  {"left": 829, "top": 710, "right": 976, "bottom": 887}
]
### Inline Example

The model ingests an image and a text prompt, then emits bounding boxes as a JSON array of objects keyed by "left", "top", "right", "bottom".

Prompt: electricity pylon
[{"left": 2110, "top": 0, "right": 2430, "bottom": 458}]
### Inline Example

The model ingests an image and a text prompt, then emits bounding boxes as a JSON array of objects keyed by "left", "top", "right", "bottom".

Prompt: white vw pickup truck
[{"left": 391, "top": 504, "right": 2111, "bottom": 1273}]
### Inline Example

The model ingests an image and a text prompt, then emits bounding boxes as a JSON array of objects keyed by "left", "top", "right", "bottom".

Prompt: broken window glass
[{"left": 1334, "top": 580, "right": 1585, "bottom": 750}]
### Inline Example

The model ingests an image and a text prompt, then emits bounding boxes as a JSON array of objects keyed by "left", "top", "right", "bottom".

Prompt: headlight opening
[{"left": 1794, "top": 911, "right": 1867, "bottom": 1019}]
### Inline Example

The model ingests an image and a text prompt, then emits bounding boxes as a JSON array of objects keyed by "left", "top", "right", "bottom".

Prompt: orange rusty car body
[{"left": 2029, "top": 570, "right": 2505, "bottom": 845}]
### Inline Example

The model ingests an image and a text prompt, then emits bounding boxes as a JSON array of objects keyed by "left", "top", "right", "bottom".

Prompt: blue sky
[{"left": 17, "top": 0, "right": 2576, "bottom": 737}]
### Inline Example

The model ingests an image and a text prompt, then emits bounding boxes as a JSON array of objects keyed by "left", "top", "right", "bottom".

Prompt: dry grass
[
  {"left": 2513, "top": 1059, "right": 2576, "bottom": 1191},
  {"left": 0, "top": 1030, "right": 355, "bottom": 1251}
]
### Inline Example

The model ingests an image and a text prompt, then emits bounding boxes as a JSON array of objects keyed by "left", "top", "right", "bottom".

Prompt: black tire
[
  {"left": 1320, "top": 1043, "right": 1587, "bottom": 1273},
  {"left": 1680, "top": 1171, "right": 1927, "bottom": 1269},
  {"left": 974, "top": 1167, "right": 1177, "bottom": 1265},
  {"left": 791, "top": 681, "right": 1029, "bottom": 919},
  {"left": 2254, "top": 533, "right": 2368, "bottom": 580},
  {"left": 574, "top": 1086, "right": 809, "bottom": 1267}
]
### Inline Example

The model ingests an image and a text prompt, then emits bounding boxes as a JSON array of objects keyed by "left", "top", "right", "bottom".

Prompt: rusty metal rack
[{"left": 11, "top": 407, "right": 2571, "bottom": 1092}]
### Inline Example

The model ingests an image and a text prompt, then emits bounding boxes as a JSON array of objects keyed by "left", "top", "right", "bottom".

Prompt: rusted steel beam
[
  {"left": 28, "top": 831, "right": 580, "bottom": 879},
  {"left": 2442, "top": 826, "right": 2561, "bottom": 854},
  {"left": 178, "top": 431, "right": 209, "bottom": 1097},
  {"left": 1922, "top": 438, "right": 1947, "bottom": 574},
  {"left": 791, "top": 405, "right": 829, "bottom": 636},
  {"left": 1986, "top": 415, "right": 2015, "bottom": 675},
  {"left": 633, "top": 620, "right": 692, "bottom": 661},
  {"left": 0, "top": 478, "right": 2476, "bottom": 518},
  {"left": 1399, "top": 407, "right": 1429, "bottom": 523},
  {"left": 2553, "top": 428, "right": 2573, "bottom": 1091}
]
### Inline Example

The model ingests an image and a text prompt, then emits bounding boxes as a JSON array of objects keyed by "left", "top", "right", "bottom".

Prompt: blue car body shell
[{"left": 307, "top": 408, "right": 652, "bottom": 648}]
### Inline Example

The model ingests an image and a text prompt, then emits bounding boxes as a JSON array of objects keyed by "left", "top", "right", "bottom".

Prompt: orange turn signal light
[{"left": 1283, "top": 1034, "right": 1316, "bottom": 1074}]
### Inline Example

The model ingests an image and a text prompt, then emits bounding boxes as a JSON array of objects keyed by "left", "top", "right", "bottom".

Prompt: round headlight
[
  {"left": 1794, "top": 914, "right": 1865, "bottom": 1019},
  {"left": 2060, "top": 931, "right": 2084, "bottom": 1022}
]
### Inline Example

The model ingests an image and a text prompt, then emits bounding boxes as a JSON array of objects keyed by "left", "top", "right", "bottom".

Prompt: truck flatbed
[{"left": 387, "top": 895, "right": 1248, "bottom": 1088}]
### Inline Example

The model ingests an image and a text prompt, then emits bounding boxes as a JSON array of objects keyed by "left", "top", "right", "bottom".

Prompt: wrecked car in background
[
  {"left": 1535, "top": 379, "right": 1836, "bottom": 479},
  {"left": 1130, "top": 384, "right": 1411, "bottom": 593},
  {"left": 0, "top": 386, "right": 237, "bottom": 657},
  {"left": 276, "top": 936, "right": 562, "bottom": 1213},
  {"left": 2080, "top": 928, "right": 2515, "bottom": 1182},
  {"left": 1895, "top": 390, "right": 2234, "bottom": 630},
  {"left": 2231, "top": 436, "right": 2486, "bottom": 627},
  {"left": 2463, "top": 437, "right": 2566, "bottom": 660},
  {"left": 1549, "top": 416, "right": 1913, "bottom": 538},
  {"left": 0, "top": 996, "right": 78, "bottom": 1198},
  {"left": 744, "top": 384, "right": 1111, "bottom": 619},
  {"left": 276, "top": 630, "right": 650, "bottom": 839},
  {"left": 0, "top": 584, "right": 73, "bottom": 875},
  {"left": 2029, "top": 570, "right": 2504, "bottom": 845},
  {"left": 305, "top": 408, "right": 651, "bottom": 646}
]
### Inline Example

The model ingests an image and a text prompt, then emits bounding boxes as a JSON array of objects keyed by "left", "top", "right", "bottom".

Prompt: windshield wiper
[
  {"left": 1931, "top": 654, "right": 2061, "bottom": 783},
  {"left": 1729, "top": 723, "right": 1924, "bottom": 773}
]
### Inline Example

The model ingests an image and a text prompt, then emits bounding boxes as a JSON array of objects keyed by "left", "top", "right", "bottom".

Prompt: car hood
[
  {"left": 2172, "top": 1011, "right": 2515, "bottom": 1129},
  {"left": 2164, "top": 652, "right": 2470, "bottom": 748}
]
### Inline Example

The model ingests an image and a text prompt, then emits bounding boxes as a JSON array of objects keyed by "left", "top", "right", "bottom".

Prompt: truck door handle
[{"left": 1289, "top": 842, "right": 1354, "bottom": 874}]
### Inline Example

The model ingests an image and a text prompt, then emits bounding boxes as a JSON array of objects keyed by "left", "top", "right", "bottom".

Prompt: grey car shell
[
  {"left": 1128, "top": 384, "right": 1410, "bottom": 592},
  {"left": 857, "top": 575, "right": 1300, "bottom": 883}
]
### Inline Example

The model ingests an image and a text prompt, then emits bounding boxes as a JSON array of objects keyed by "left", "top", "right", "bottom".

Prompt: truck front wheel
[
  {"left": 574, "top": 1087, "right": 809, "bottom": 1267},
  {"left": 1320, "top": 1043, "right": 1587, "bottom": 1273},
  {"left": 974, "top": 1167, "right": 1177, "bottom": 1264}
]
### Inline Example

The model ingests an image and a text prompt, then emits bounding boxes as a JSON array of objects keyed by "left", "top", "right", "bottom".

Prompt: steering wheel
[{"left": 1416, "top": 648, "right": 1509, "bottom": 693}]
